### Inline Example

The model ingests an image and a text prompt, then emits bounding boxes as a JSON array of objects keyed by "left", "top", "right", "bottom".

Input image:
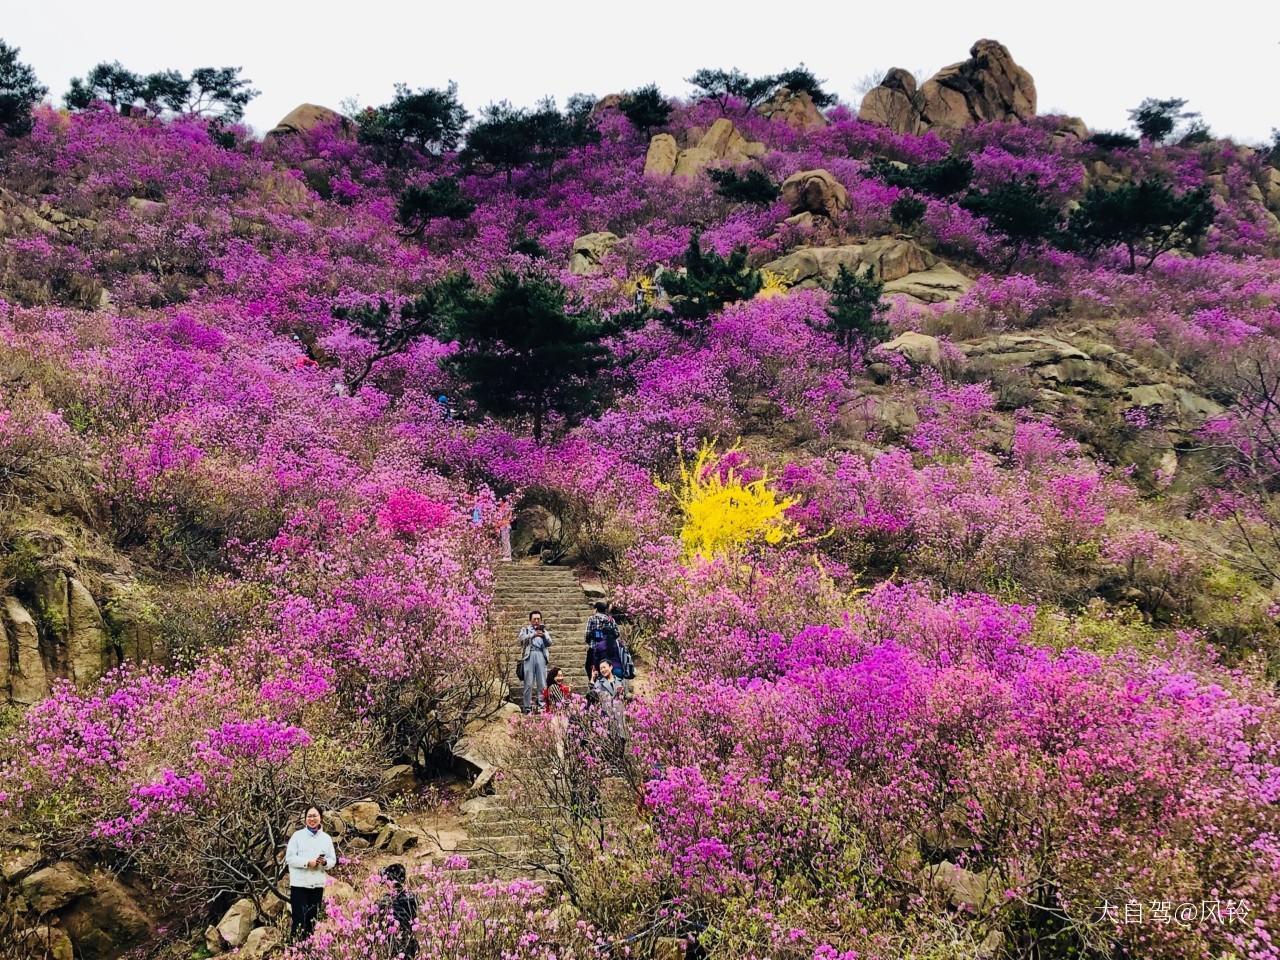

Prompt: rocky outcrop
[
  {"left": 648, "top": 120, "right": 766, "bottom": 179},
  {"left": 2, "top": 596, "right": 48, "bottom": 704},
  {"left": 339, "top": 800, "right": 389, "bottom": 835},
  {"left": 874, "top": 332, "right": 942, "bottom": 368},
  {"left": 644, "top": 133, "right": 679, "bottom": 176},
  {"left": 20, "top": 862, "right": 93, "bottom": 913},
  {"left": 212, "top": 898, "right": 257, "bottom": 950},
  {"left": 959, "top": 331, "right": 1223, "bottom": 480},
  {"left": 379, "top": 763, "right": 419, "bottom": 797},
  {"left": 781, "top": 169, "right": 849, "bottom": 220},
  {"left": 858, "top": 68, "right": 925, "bottom": 135},
  {"left": 59, "top": 875, "right": 154, "bottom": 959},
  {"left": 2, "top": 531, "right": 161, "bottom": 704},
  {"left": 265, "top": 103, "right": 350, "bottom": 140},
  {"left": 757, "top": 87, "right": 828, "bottom": 130},
  {"left": 920, "top": 860, "right": 994, "bottom": 912},
  {"left": 238, "top": 926, "right": 282, "bottom": 959},
  {"left": 568, "top": 231, "right": 620, "bottom": 275},
  {"left": 883, "top": 264, "right": 972, "bottom": 304},
  {"left": 859, "top": 40, "right": 1036, "bottom": 134},
  {"left": 763, "top": 237, "right": 973, "bottom": 304}
]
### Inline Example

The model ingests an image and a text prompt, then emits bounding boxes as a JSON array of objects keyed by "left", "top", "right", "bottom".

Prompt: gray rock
[
  {"left": 339, "top": 800, "right": 386, "bottom": 835},
  {"left": 21, "top": 862, "right": 93, "bottom": 913},
  {"left": 238, "top": 926, "right": 282, "bottom": 959},
  {"left": 216, "top": 898, "right": 257, "bottom": 949},
  {"left": 874, "top": 332, "right": 942, "bottom": 367},
  {"left": 920, "top": 859, "right": 993, "bottom": 912},
  {"left": 379, "top": 763, "right": 419, "bottom": 797},
  {"left": 568, "top": 231, "right": 619, "bottom": 276}
]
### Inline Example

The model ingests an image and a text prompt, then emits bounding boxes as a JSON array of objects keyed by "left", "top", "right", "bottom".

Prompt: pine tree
[
  {"left": 1066, "top": 180, "right": 1214, "bottom": 273},
  {"left": 686, "top": 68, "right": 777, "bottom": 114},
  {"left": 446, "top": 271, "right": 612, "bottom": 442},
  {"left": 871, "top": 155, "right": 973, "bottom": 197},
  {"left": 397, "top": 178, "right": 475, "bottom": 236},
  {"left": 336, "top": 273, "right": 474, "bottom": 391},
  {"left": 661, "top": 234, "right": 762, "bottom": 337},
  {"left": 0, "top": 40, "right": 46, "bottom": 137},
  {"left": 358, "top": 82, "right": 469, "bottom": 161},
  {"left": 1128, "top": 97, "right": 1198, "bottom": 144},
  {"left": 708, "top": 168, "right": 780, "bottom": 205},
  {"left": 618, "top": 84, "right": 671, "bottom": 138},
  {"left": 64, "top": 61, "right": 255, "bottom": 120},
  {"left": 961, "top": 177, "right": 1062, "bottom": 267},
  {"left": 823, "top": 264, "right": 888, "bottom": 375},
  {"left": 771, "top": 65, "right": 835, "bottom": 107}
]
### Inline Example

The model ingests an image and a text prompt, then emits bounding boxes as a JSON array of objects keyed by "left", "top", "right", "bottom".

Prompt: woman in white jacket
[{"left": 285, "top": 806, "right": 336, "bottom": 941}]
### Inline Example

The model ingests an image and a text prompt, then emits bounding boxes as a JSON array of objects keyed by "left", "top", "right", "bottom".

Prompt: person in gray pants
[{"left": 517, "top": 611, "right": 553, "bottom": 714}]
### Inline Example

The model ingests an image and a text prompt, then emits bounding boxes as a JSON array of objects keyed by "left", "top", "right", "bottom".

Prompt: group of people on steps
[
  {"left": 517, "top": 601, "right": 632, "bottom": 736},
  {"left": 281, "top": 596, "right": 632, "bottom": 948}
]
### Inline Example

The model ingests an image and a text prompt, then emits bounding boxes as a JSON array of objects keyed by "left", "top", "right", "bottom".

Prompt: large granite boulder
[
  {"left": 266, "top": 104, "right": 350, "bottom": 140},
  {"left": 757, "top": 87, "right": 828, "bottom": 130},
  {"left": 860, "top": 41, "right": 1035, "bottom": 133},
  {"left": 919, "top": 39, "right": 1036, "bottom": 129},
  {"left": 874, "top": 332, "right": 943, "bottom": 368},
  {"left": 765, "top": 237, "right": 930, "bottom": 285},
  {"left": 764, "top": 238, "right": 973, "bottom": 305},
  {"left": 883, "top": 263, "right": 973, "bottom": 304},
  {"left": 643, "top": 133, "right": 679, "bottom": 176},
  {"left": 668, "top": 119, "right": 766, "bottom": 178},
  {"left": 568, "top": 231, "right": 620, "bottom": 275},
  {"left": 780, "top": 169, "right": 849, "bottom": 219},
  {"left": 858, "top": 68, "right": 925, "bottom": 135}
]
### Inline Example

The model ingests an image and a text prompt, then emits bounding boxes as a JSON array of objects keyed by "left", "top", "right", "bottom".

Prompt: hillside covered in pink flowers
[{"left": 1, "top": 37, "right": 1279, "bottom": 960}]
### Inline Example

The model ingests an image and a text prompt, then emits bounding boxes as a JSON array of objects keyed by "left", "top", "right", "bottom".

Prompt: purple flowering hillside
[{"left": 1, "top": 38, "right": 1279, "bottom": 960}]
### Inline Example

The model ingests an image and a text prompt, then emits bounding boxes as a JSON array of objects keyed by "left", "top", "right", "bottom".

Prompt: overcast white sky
[{"left": 4, "top": 0, "right": 1278, "bottom": 143}]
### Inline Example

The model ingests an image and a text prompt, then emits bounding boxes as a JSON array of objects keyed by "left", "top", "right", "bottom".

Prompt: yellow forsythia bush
[{"left": 657, "top": 441, "right": 799, "bottom": 561}]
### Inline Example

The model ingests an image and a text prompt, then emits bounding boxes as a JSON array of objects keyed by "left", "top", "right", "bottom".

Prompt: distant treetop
[
  {"left": 687, "top": 65, "right": 835, "bottom": 114},
  {"left": 0, "top": 39, "right": 47, "bottom": 137},
  {"left": 65, "top": 61, "right": 257, "bottom": 120}
]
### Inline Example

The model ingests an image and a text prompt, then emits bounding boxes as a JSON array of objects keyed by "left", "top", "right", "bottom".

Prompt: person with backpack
[
  {"left": 517, "top": 611, "right": 553, "bottom": 715},
  {"left": 584, "top": 602, "right": 619, "bottom": 681},
  {"left": 376, "top": 862, "right": 420, "bottom": 958}
]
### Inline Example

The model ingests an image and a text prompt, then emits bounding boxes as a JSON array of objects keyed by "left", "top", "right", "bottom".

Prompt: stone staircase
[
  {"left": 428, "top": 563, "right": 612, "bottom": 885},
  {"left": 492, "top": 562, "right": 596, "bottom": 697},
  {"left": 447, "top": 793, "right": 561, "bottom": 884}
]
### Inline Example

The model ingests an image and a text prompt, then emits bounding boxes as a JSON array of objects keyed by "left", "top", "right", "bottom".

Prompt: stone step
[
  {"left": 441, "top": 866, "right": 559, "bottom": 885},
  {"left": 468, "top": 804, "right": 559, "bottom": 825},
  {"left": 467, "top": 820, "right": 530, "bottom": 839},
  {"left": 450, "top": 845, "right": 553, "bottom": 867}
]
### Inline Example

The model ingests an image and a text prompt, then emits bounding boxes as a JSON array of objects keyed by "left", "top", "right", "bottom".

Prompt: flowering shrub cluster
[{"left": 289, "top": 867, "right": 603, "bottom": 960}]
